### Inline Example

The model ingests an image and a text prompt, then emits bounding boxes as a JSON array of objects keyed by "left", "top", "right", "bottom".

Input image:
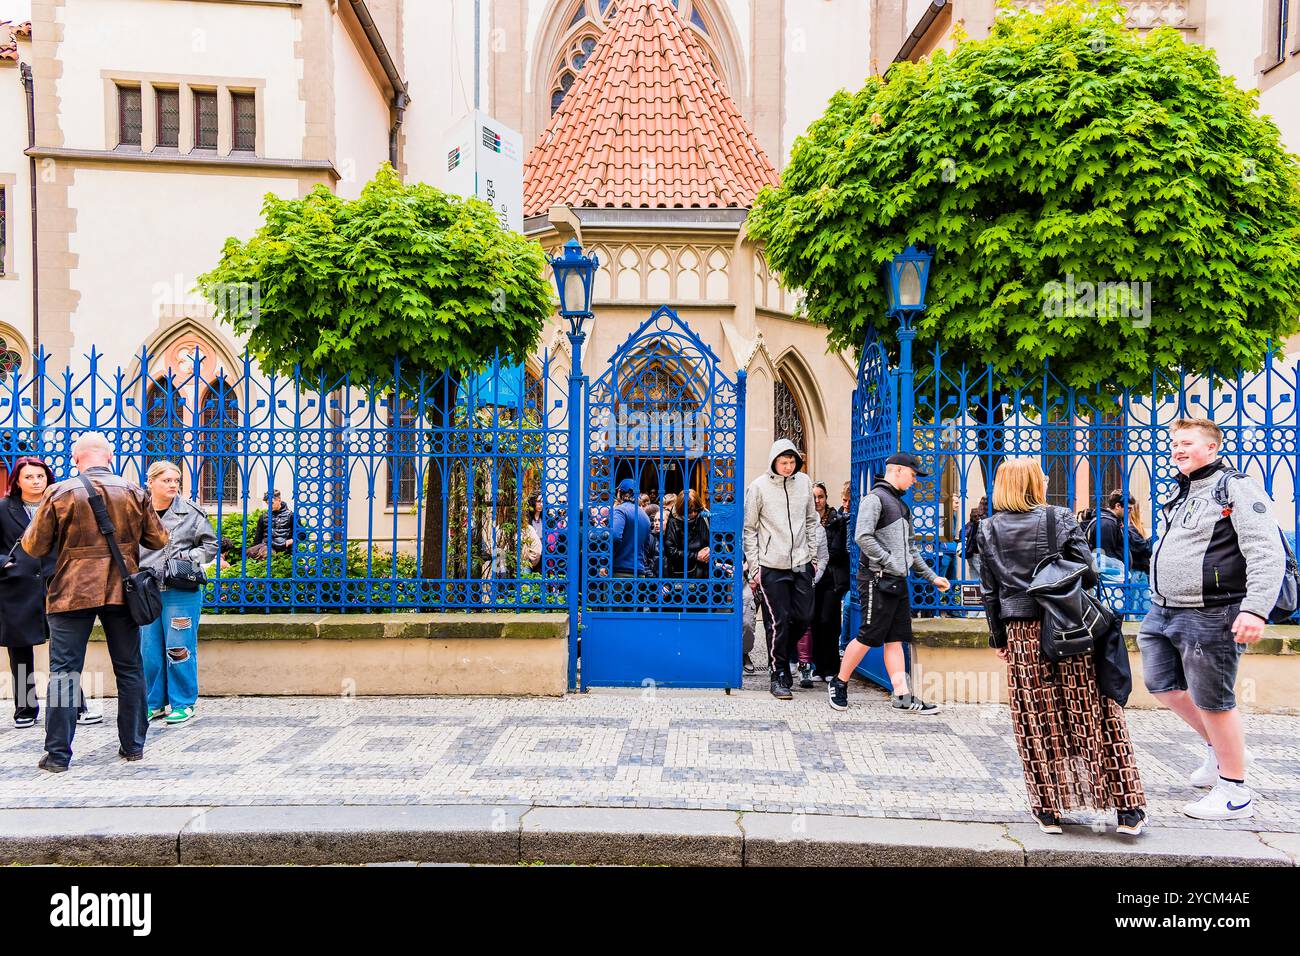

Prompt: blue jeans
[
  {"left": 46, "top": 605, "right": 146, "bottom": 765},
  {"left": 140, "top": 587, "right": 203, "bottom": 711}
]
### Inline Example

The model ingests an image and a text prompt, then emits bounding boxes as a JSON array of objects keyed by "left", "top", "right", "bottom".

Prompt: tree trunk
[{"left": 420, "top": 369, "right": 460, "bottom": 586}]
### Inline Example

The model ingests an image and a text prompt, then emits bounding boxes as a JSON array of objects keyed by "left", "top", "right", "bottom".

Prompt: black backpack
[{"left": 1211, "top": 469, "right": 1299, "bottom": 624}]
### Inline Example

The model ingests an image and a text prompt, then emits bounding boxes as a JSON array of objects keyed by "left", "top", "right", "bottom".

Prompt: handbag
[
  {"left": 163, "top": 555, "right": 207, "bottom": 592},
  {"left": 1026, "top": 507, "right": 1115, "bottom": 662},
  {"left": 874, "top": 572, "right": 907, "bottom": 596},
  {"left": 77, "top": 475, "right": 162, "bottom": 626}
]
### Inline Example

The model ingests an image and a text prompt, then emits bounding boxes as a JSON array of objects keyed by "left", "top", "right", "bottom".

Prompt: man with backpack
[{"left": 1140, "top": 417, "right": 1293, "bottom": 820}]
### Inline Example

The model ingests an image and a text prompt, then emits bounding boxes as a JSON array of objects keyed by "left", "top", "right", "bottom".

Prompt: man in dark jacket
[
  {"left": 1085, "top": 492, "right": 1151, "bottom": 573},
  {"left": 1140, "top": 418, "right": 1284, "bottom": 822},
  {"left": 248, "top": 489, "right": 296, "bottom": 560},
  {"left": 610, "top": 478, "right": 650, "bottom": 577},
  {"left": 23, "top": 432, "right": 169, "bottom": 772}
]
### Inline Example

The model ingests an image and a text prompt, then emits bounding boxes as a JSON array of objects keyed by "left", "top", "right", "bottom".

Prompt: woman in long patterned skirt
[{"left": 977, "top": 458, "right": 1147, "bottom": 835}]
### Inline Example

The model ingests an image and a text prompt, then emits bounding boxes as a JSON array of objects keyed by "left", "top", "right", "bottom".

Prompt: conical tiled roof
[{"left": 523, "top": 0, "right": 778, "bottom": 217}]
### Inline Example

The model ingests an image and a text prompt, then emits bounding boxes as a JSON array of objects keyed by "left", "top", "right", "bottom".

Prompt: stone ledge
[{"left": 90, "top": 613, "right": 567, "bottom": 642}]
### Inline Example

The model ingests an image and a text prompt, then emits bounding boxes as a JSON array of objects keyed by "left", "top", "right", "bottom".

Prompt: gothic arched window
[
  {"left": 199, "top": 377, "right": 240, "bottom": 505},
  {"left": 547, "top": 0, "right": 727, "bottom": 115},
  {"left": 774, "top": 376, "right": 807, "bottom": 470}
]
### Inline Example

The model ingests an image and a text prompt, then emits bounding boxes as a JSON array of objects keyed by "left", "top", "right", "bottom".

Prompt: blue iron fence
[
  {"left": 852, "top": 329, "right": 1300, "bottom": 619},
  {"left": 0, "top": 348, "right": 571, "bottom": 612}
]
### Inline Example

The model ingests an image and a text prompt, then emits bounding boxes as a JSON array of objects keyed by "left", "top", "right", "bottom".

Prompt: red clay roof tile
[
  {"left": 0, "top": 20, "right": 31, "bottom": 62},
  {"left": 523, "top": 0, "right": 778, "bottom": 217}
]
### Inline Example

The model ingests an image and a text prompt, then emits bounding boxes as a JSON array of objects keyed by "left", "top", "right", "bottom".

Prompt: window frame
[
  {"left": 230, "top": 90, "right": 257, "bottom": 153},
  {"left": 192, "top": 88, "right": 220, "bottom": 151},
  {"left": 116, "top": 83, "right": 143, "bottom": 148},
  {"left": 386, "top": 398, "right": 420, "bottom": 508},
  {"left": 154, "top": 86, "right": 181, "bottom": 149}
]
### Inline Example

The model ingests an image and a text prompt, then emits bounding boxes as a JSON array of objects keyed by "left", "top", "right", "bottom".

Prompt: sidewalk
[{"left": 0, "top": 686, "right": 1296, "bottom": 865}]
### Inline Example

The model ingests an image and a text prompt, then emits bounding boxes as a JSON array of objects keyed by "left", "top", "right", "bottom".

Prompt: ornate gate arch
[{"left": 580, "top": 306, "right": 746, "bottom": 688}]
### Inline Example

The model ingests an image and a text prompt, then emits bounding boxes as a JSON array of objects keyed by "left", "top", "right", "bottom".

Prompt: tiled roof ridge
[
  {"left": 523, "top": 0, "right": 778, "bottom": 217},
  {"left": 1, "top": 20, "right": 33, "bottom": 62}
]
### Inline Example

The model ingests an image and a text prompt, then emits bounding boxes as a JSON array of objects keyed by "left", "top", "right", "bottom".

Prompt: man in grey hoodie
[
  {"left": 744, "top": 439, "right": 819, "bottom": 700},
  {"left": 1139, "top": 417, "right": 1285, "bottom": 822}
]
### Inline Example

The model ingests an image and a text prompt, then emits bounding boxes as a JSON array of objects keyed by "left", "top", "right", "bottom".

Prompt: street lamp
[
  {"left": 550, "top": 239, "right": 598, "bottom": 337},
  {"left": 884, "top": 244, "right": 933, "bottom": 455},
  {"left": 548, "top": 238, "right": 598, "bottom": 692},
  {"left": 884, "top": 244, "right": 933, "bottom": 317}
]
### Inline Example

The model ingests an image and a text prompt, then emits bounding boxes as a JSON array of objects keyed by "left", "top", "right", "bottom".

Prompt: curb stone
[{"left": 0, "top": 806, "right": 1295, "bottom": 867}]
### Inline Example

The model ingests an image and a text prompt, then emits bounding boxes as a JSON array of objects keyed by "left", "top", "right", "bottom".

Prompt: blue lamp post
[
  {"left": 884, "top": 244, "right": 933, "bottom": 455},
  {"left": 549, "top": 238, "right": 598, "bottom": 691}
]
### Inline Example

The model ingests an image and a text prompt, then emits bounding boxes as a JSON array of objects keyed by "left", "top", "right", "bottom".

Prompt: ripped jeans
[{"left": 140, "top": 587, "right": 203, "bottom": 711}]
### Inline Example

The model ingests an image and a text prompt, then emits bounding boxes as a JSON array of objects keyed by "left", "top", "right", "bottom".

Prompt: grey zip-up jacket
[
  {"left": 139, "top": 496, "right": 219, "bottom": 582},
  {"left": 1151, "top": 460, "right": 1284, "bottom": 620},
  {"left": 855, "top": 479, "right": 939, "bottom": 584},
  {"left": 743, "top": 438, "right": 819, "bottom": 573}
]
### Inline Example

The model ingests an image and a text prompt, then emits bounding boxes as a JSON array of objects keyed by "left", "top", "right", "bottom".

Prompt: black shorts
[{"left": 855, "top": 577, "right": 913, "bottom": 648}]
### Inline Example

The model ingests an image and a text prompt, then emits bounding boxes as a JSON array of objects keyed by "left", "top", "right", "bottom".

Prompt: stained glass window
[{"left": 0, "top": 337, "right": 21, "bottom": 382}]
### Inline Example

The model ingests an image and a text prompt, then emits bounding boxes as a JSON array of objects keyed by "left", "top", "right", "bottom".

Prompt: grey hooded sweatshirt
[{"left": 743, "top": 438, "right": 819, "bottom": 574}]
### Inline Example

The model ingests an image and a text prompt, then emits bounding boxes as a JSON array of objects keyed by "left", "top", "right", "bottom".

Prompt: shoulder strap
[
  {"left": 77, "top": 474, "right": 131, "bottom": 582},
  {"left": 1211, "top": 468, "right": 1245, "bottom": 508}
]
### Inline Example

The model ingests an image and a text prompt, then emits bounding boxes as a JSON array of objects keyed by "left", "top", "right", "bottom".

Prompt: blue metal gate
[
  {"left": 847, "top": 327, "right": 900, "bottom": 689},
  {"left": 579, "top": 307, "right": 746, "bottom": 688}
]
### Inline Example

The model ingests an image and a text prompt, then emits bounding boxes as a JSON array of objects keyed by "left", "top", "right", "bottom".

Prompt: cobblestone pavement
[{"left": 1, "top": 688, "right": 1296, "bottom": 833}]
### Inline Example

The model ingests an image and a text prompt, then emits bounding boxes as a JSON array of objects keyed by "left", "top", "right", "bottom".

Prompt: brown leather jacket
[{"left": 21, "top": 467, "right": 169, "bottom": 614}]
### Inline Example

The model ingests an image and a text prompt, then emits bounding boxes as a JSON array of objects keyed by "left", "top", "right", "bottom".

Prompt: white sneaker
[
  {"left": 1188, "top": 746, "right": 1256, "bottom": 788},
  {"left": 1182, "top": 781, "right": 1255, "bottom": 821}
]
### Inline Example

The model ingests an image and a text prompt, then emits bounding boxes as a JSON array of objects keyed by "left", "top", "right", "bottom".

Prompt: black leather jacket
[
  {"left": 975, "top": 506, "right": 1097, "bottom": 648},
  {"left": 253, "top": 505, "right": 297, "bottom": 551}
]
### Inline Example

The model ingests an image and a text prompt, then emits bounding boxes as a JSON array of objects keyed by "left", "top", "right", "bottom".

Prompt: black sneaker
[
  {"left": 1116, "top": 809, "right": 1147, "bottom": 835},
  {"left": 118, "top": 747, "right": 144, "bottom": 763},
  {"left": 770, "top": 679, "right": 793, "bottom": 701},
  {"left": 38, "top": 754, "right": 69, "bottom": 774},
  {"left": 778, "top": 671, "right": 794, "bottom": 691},
  {"left": 798, "top": 663, "right": 814, "bottom": 689},
  {"left": 1034, "top": 811, "right": 1063, "bottom": 834},
  {"left": 828, "top": 677, "right": 848, "bottom": 711},
  {"left": 892, "top": 693, "right": 940, "bottom": 714},
  {"left": 13, "top": 715, "right": 36, "bottom": 729}
]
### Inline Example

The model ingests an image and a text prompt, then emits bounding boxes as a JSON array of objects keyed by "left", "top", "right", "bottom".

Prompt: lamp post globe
[
  {"left": 885, "top": 244, "right": 933, "bottom": 317},
  {"left": 549, "top": 239, "right": 599, "bottom": 337}
]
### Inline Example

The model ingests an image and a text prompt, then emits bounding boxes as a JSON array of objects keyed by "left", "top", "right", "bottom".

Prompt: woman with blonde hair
[
  {"left": 976, "top": 458, "right": 1147, "bottom": 835},
  {"left": 138, "top": 461, "right": 219, "bottom": 726}
]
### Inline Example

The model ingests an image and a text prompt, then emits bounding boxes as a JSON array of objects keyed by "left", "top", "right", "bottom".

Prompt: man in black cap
[{"left": 829, "top": 453, "right": 949, "bottom": 713}]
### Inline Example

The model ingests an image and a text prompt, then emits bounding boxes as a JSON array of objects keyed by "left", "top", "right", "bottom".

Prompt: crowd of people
[{"left": 5, "top": 417, "right": 1286, "bottom": 839}]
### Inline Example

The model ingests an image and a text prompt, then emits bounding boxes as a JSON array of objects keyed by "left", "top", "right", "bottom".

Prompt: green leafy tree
[
  {"left": 198, "top": 164, "right": 553, "bottom": 578},
  {"left": 748, "top": 0, "right": 1300, "bottom": 389}
]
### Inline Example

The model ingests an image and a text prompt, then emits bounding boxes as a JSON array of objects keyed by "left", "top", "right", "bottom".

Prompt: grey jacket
[
  {"left": 1150, "top": 460, "right": 1284, "bottom": 620},
  {"left": 139, "top": 496, "right": 219, "bottom": 581},
  {"left": 743, "top": 438, "right": 819, "bottom": 572},
  {"left": 854, "top": 479, "right": 939, "bottom": 584}
]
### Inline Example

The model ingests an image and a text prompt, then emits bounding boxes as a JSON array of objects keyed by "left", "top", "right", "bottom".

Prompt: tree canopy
[
  {"left": 198, "top": 163, "right": 553, "bottom": 384},
  {"left": 747, "top": 0, "right": 1300, "bottom": 387}
]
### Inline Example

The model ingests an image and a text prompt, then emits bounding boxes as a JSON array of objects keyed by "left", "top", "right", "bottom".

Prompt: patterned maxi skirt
[{"left": 1005, "top": 620, "right": 1146, "bottom": 815}]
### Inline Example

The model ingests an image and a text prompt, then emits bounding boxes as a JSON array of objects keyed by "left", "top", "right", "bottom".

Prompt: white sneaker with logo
[
  {"left": 1182, "top": 781, "right": 1254, "bottom": 821},
  {"left": 1188, "top": 746, "right": 1256, "bottom": 788}
]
